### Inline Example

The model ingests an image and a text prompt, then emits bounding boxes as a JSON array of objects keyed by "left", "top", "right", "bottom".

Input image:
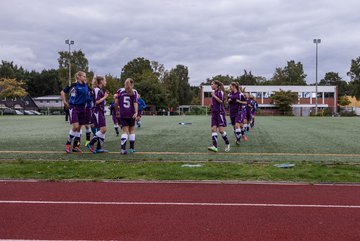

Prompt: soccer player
[
  {"left": 136, "top": 94, "right": 147, "bottom": 128},
  {"left": 109, "top": 100, "right": 120, "bottom": 136},
  {"left": 86, "top": 76, "right": 109, "bottom": 153},
  {"left": 60, "top": 71, "right": 89, "bottom": 153},
  {"left": 84, "top": 83, "right": 94, "bottom": 147},
  {"left": 250, "top": 95, "right": 257, "bottom": 128},
  {"left": 114, "top": 78, "right": 138, "bottom": 155},
  {"left": 228, "top": 82, "right": 247, "bottom": 145},
  {"left": 207, "top": 80, "right": 230, "bottom": 153},
  {"left": 244, "top": 92, "right": 252, "bottom": 132}
]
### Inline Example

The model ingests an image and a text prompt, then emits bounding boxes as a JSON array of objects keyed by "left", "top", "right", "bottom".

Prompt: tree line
[{"left": 1, "top": 51, "right": 360, "bottom": 110}]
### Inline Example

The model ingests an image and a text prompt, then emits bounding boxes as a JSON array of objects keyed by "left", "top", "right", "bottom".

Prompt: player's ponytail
[
  {"left": 213, "top": 80, "right": 225, "bottom": 92},
  {"left": 124, "top": 78, "right": 134, "bottom": 96}
]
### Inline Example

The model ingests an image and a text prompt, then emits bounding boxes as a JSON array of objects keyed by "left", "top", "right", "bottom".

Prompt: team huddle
[
  {"left": 61, "top": 71, "right": 140, "bottom": 155},
  {"left": 60, "top": 72, "right": 256, "bottom": 155},
  {"left": 208, "top": 80, "right": 257, "bottom": 153}
]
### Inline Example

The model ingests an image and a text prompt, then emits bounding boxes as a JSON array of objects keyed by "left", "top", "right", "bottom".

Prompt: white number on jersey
[{"left": 123, "top": 96, "right": 131, "bottom": 108}]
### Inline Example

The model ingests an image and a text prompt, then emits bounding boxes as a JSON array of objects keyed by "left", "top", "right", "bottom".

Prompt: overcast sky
[{"left": 1, "top": 0, "right": 360, "bottom": 85}]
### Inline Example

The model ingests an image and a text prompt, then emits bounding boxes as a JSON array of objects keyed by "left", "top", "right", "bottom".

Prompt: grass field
[{"left": 0, "top": 115, "right": 359, "bottom": 182}]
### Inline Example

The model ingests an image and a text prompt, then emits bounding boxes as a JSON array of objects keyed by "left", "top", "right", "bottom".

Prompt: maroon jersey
[{"left": 116, "top": 88, "right": 138, "bottom": 118}]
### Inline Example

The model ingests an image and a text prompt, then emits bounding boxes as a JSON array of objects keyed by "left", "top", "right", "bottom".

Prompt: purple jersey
[
  {"left": 92, "top": 87, "right": 105, "bottom": 112},
  {"left": 211, "top": 90, "right": 225, "bottom": 113},
  {"left": 116, "top": 88, "right": 138, "bottom": 118},
  {"left": 228, "top": 92, "right": 241, "bottom": 117}
]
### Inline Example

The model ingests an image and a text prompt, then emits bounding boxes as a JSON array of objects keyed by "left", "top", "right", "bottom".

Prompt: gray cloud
[{"left": 1, "top": 0, "right": 360, "bottom": 85}]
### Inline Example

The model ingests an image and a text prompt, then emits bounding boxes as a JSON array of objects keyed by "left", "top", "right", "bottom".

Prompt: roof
[
  {"left": 33, "top": 95, "right": 62, "bottom": 101},
  {"left": 201, "top": 85, "right": 337, "bottom": 93}
]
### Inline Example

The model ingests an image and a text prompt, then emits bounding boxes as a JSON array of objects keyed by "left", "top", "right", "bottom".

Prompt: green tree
[
  {"left": 26, "top": 69, "right": 61, "bottom": 97},
  {"left": 0, "top": 61, "right": 27, "bottom": 80},
  {"left": 120, "top": 57, "right": 152, "bottom": 83},
  {"left": 319, "top": 72, "right": 349, "bottom": 96},
  {"left": 0, "top": 78, "right": 27, "bottom": 98},
  {"left": 271, "top": 60, "right": 307, "bottom": 85},
  {"left": 270, "top": 89, "right": 297, "bottom": 114},
  {"left": 237, "top": 70, "right": 257, "bottom": 85},
  {"left": 203, "top": 74, "right": 235, "bottom": 85},
  {"left": 104, "top": 74, "right": 121, "bottom": 103},
  {"left": 347, "top": 56, "right": 360, "bottom": 100},
  {"left": 58, "top": 50, "right": 90, "bottom": 87}
]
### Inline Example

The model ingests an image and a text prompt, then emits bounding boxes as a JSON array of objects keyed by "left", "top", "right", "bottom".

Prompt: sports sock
[
  {"left": 235, "top": 128, "right": 242, "bottom": 141},
  {"left": 86, "top": 128, "right": 91, "bottom": 141},
  {"left": 73, "top": 131, "right": 81, "bottom": 149},
  {"left": 212, "top": 133, "right": 218, "bottom": 148},
  {"left": 129, "top": 134, "right": 135, "bottom": 149},
  {"left": 121, "top": 134, "right": 128, "bottom": 150},
  {"left": 222, "top": 131, "right": 230, "bottom": 145},
  {"left": 66, "top": 129, "right": 76, "bottom": 145}
]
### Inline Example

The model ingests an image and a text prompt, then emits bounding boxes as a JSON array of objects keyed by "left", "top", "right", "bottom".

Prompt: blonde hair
[
  {"left": 92, "top": 75, "right": 105, "bottom": 89},
  {"left": 74, "top": 71, "right": 86, "bottom": 82},
  {"left": 124, "top": 78, "right": 134, "bottom": 96}
]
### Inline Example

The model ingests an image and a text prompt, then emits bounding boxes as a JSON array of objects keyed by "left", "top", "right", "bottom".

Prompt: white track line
[{"left": 0, "top": 200, "right": 359, "bottom": 209}]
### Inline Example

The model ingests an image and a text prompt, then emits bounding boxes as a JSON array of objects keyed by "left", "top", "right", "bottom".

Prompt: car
[
  {"left": 28, "top": 110, "right": 42, "bottom": 115},
  {"left": 24, "top": 110, "right": 34, "bottom": 115},
  {"left": 3, "top": 108, "right": 17, "bottom": 115},
  {"left": 15, "top": 110, "right": 24, "bottom": 115}
]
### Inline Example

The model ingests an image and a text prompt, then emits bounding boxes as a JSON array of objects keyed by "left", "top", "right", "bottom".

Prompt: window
[
  {"left": 263, "top": 92, "right": 272, "bottom": 98},
  {"left": 1, "top": 97, "right": 6, "bottom": 101},
  {"left": 56, "top": 100, "right": 59, "bottom": 103},
  {"left": 298, "top": 92, "right": 303, "bottom": 98},
  {"left": 47, "top": 100, "right": 50, "bottom": 103},
  {"left": 12, "top": 97, "right": 17, "bottom": 101},
  {"left": 251, "top": 92, "right": 257, "bottom": 98},
  {"left": 256, "top": 92, "right": 262, "bottom": 98},
  {"left": 324, "top": 92, "right": 334, "bottom": 98},
  {"left": 40, "top": 100, "right": 43, "bottom": 103},
  {"left": 304, "top": 92, "right": 311, "bottom": 98},
  {"left": 204, "top": 92, "right": 212, "bottom": 98}
]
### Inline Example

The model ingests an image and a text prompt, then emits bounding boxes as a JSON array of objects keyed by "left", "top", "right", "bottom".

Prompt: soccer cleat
[
  {"left": 86, "top": 143, "right": 95, "bottom": 153},
  {"left": 72, "top": 147, "right": 82, "bottom": 153},
  {"left": 225, "top": 144, "right": 231, "bottom": 152},
  {"left": 65, "top": 144, "right": 71, "bottom": 153},
  {"left": 236, "top": 140, "right": 241, "bottom": 145},
  {"left": 120, "top": 149, "right": 127, "bottom": 155},
  {"left": 128, "top": 149, "right": 135, "bottom": 154},
  {"left": 207, "top": 146, "right": 218, "bottom": 152},
  {"left": 93, "top": 149, "right": 108, "bottom": 154},
  {"left": 243, "top": 135, "right": 248, "bottom": 141},
  {"left": 84, "top": 141, "right": 90, "bottom": 147}
]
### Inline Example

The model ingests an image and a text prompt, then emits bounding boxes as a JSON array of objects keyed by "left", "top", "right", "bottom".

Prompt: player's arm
[
  {"left": 60, "top": 89, "right": 69, "bottom": 108},
  {"left": 211, "top": 92, "right": 223, "bottom": 103},
  {"left": 114, "top": 95, "right": 120, "bottom": 118},
  {"left": 133, "top": 102, "right": 138, "bottom": 119}
]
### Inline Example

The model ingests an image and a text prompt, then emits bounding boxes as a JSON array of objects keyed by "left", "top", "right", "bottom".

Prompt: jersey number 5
[{"left": 123, "top": 96, "right": 131, "bottom": 108}]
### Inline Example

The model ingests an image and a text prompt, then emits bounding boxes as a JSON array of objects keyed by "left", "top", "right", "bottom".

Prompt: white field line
[
  {"left": 1, "top": 150, "right": 360, "bottom": 157},
  {"left": 0, "top": 200, "right": 359, "bottom": 209}
]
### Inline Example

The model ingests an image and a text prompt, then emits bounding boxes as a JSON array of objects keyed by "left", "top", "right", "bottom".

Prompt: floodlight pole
[
  {"left": 65, "top": 39, "right": 74, "bottom": 86},
  {"left": 313, "top": 39, "right": 321, "bottom": 115}
]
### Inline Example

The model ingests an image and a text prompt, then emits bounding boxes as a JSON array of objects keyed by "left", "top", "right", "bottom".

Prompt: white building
[{"left": 33, "top": 95, "right": 63, "bottom": 109}]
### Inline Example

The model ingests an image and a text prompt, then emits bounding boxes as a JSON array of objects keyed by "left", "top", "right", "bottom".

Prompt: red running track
[{"left": 0, "top": 180, "right": 359, "bottom": 241}]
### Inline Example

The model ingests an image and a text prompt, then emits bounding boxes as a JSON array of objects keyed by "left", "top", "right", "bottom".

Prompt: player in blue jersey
[
  {"left": 136, "top": 94, "right": 146, "bottom": 128},
  {"left": 60, "top": 71, "right": 89, "bottom": 153},
  {"left": 227, "top": 82, "right": 247, "bottom": 145},
  {"left": 114, "top": 78, "right": 139, "bottom": 155},
  {"left": 207, "top": 80, "right": 230, "bottom": 153},
  {"left": 86, "top": 76, "right": 109, "bottom": 153}
]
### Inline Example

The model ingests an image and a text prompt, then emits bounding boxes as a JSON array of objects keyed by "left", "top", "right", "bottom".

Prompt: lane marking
[
  {"left": 1, "top": 179, "right": 360, "bottom": 186},
  {"left": 1, "top": 200, "right": 359, "bottom": 209},
  {"left": 1, "top": 150, "right": 360, "bottom": 157}
]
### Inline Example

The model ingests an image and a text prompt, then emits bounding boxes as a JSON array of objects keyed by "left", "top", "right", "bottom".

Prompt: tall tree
[
  {"left": 271, "top": 60, "right": 307, "bottom": 85},
  {"left": 237, "top": 70, "right": 257, "bottom": 85},
  {"left": 0, "top": 61, "right": 27, "bottom": 80},
  {"left": 25, "top": 69, "right": 61, "bottom": 97},
  {"left": 120, "top": 57, "right": 152, "bottom": 83},
  {"left": 58, "top": 50, "right": 90, "bottom": 87},
  {"left": 203, "top": 74, "right": 235, "bottom": 85},
  {"left": 347, "top": 56, "right": 360, "bottom": 100},
  {"left": 319, "top": 72, "right": 349, "bottom": 96}
]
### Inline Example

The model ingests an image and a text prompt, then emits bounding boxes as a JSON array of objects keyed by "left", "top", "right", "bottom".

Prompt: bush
[
  {"left": 340, "top": 111, "right": 357, "bottom": 117},
  {"left": 186, "top": 106, "right": 208, "bottom": 115}
]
